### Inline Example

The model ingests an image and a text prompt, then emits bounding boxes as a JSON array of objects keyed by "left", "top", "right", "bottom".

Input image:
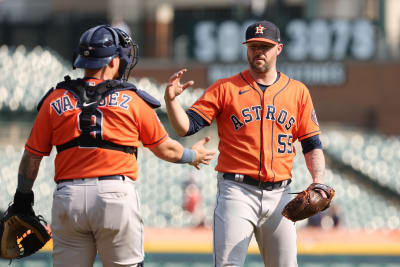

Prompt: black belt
[
  {"left": 223, "top": 173, "right": 291, "bottom": 191},
  {"left": 56, "top": 175, "right": 125, "bottom": 184}
]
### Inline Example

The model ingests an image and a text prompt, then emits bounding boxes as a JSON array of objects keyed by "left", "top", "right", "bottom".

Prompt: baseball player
[
  {"left": 164, "top": 20, "right": 326, "bottom": 267},
  {"left": 13, "top": 25, "right": 215, "bottom": 267}
]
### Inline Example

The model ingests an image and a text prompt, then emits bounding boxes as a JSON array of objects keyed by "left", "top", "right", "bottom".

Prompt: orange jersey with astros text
[
  {"left": 189, "top": 70, "right": 321, "bottom": 182},
  {"left": 25, "top": 79, "right": 168, "bottom": 182}
]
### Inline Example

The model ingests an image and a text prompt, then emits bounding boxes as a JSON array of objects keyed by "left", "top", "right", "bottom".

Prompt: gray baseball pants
[
  {"left": 213, "top": 173, "right": 297, "bottom": 267},
  {"left": 51, "top": 177, "right": 144, "bottom": 267}
]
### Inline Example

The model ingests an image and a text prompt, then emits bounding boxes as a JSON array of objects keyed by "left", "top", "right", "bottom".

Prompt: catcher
[{"left": 1, "top": 24, "right": 215, "bottom": 267}]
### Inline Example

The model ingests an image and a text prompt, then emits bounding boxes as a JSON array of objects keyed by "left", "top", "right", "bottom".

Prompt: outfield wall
[{"left": 1, "top": 228, "right": 399, "bottom": 267}]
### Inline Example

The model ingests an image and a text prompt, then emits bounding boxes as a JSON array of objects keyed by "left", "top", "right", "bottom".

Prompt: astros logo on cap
[{"left": 255, "top": 24, "right": 266, "bottom": 34}]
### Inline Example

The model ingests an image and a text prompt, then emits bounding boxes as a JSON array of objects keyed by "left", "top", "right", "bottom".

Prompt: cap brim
[
  {"left": 242, "top": 38, "right": 278, "bottom": 45},
  {"left": 73, "top": 55, "right": 113, "bottom": 69}
]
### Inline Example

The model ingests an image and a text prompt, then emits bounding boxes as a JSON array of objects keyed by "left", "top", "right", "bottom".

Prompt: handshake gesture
[{"left": 189, "top": 136, "right": 216, "bottom": 170}]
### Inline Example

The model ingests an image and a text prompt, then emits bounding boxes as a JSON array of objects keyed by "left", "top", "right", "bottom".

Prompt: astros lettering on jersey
[
  {"left": 25, "top": 78, "right": 168, "bottom": 181},
  {"left": 189, "top": 70, "right": 320, "bottom": 182}
]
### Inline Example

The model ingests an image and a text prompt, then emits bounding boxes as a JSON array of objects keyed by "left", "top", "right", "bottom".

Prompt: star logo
[{"left": 255, "top": 24, "right": 266, "bottom": 34}]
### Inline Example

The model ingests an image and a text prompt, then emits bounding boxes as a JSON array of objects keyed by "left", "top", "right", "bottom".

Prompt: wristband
[
  {"left": 13, "top": 190, "right": 34, "bottom": 214},
  {"left": 17, "top": 174, "right": 35, "bottom": 193},
  {"left": 176, "top": 148, "right": 196, "bottom": 164}
]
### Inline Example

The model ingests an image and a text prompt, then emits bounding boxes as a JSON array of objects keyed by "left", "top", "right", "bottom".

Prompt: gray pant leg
[
  {"left": 52, "top": 183, "right": 97, "bottom": 267},
  {"left": 255, "top": 185, "right": 298, "bottom": 267},
  {"left": 213, "top": 176, "right": 260, "bottom": 267},
  {"left": 92, "top": 180, "right": 144, "bottom": 267}
]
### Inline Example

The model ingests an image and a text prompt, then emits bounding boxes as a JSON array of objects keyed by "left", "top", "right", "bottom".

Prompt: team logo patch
[
  {"left": 255, "top": 24, "right": 266, "bottom": 34},
  {"left": 311, "top": 109, "right": 319, "bottom": 126}
]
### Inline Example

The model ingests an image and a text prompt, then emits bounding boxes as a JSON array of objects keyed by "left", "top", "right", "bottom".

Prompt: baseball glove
[
  {"left": 0, "top": 191, "right": 51, "bottom": 259},
  {"left": 281, "top": 183, "right": 335, "bottom": 222}
]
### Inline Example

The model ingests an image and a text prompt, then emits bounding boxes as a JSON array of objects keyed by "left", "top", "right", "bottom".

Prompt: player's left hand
[
  {"left": 281, "top": 183, "right": 335, "bottom": 222},
  {"left": 312, "top": 178, "right": 327, "bottom": 198},
  {"left": 0, "top": 191, "right": 51, "bottom": 260},
  {"left": 165, "top": 69, "right": 194, "bottom": 101},
  {"left": 190, "top": 136, "right": 216, "bottom": 170}
]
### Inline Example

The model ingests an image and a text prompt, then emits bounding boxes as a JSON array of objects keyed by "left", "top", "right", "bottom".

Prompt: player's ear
[
  {"left": 276, "top": 43, "right": 284, "bottom": 56},
  {"left": 108, "top": 57, "right": 120, "bottom": 68},
  {"left": 108, "top": 57, "right": 115, "bottom": 68},
  {"left": 109, "top": 57, "right": 120, "bottom": 79}
]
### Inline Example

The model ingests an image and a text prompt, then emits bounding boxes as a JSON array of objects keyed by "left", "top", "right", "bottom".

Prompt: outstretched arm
[
  {"left": 304, "top": 148, "right": 325, "bottom": 184},
  {"left": 149, "top": 136, "right": 215, "bottom": 170},
  {"left": 164, "top": 69, "right": 194, "bottom": 136}
]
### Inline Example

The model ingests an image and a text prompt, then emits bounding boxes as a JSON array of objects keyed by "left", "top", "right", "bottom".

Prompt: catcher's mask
[{"left": 73, "top": 24, "right": 139, "bottom": 81}]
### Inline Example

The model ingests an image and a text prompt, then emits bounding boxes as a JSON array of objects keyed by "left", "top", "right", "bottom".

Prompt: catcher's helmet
[{"left": 73, "top": 25, "right": 138, "bottom": 81}]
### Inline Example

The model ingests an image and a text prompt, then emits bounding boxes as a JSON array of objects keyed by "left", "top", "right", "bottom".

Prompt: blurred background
[{"left": 0, "top": 0, "right": 400, "bottom": 266}]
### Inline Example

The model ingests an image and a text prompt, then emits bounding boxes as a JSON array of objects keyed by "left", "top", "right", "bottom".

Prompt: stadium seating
[
  {"left": 321, "top": 127, "right": 400, "bottom": 195},
  {"left": 0, "top": 45, "right": 83, "bottom": 112},
  {"left": 1, "top": 45, "right": 399, "bottom": 230},
  {"left": 0, "top": 45, "right": 203, "bottom": 112},
  {"left": 1, "top": 140, "right": 400, "bottom": 230}
]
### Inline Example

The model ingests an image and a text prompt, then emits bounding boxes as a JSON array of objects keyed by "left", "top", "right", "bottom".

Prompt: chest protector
[{"left": 37, "top": 76, "right": 161, "bottom": 157}]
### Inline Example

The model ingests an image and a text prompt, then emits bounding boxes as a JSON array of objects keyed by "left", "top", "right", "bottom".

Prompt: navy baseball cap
[{"left": 243, "top": 21, "right": 281, "bottom": 45}]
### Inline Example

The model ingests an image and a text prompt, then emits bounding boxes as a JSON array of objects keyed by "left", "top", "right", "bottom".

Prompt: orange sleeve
[
  {"left": 296, "top": 83, "right": 321, "bottom": 141},
  {"left": 135, "top": 100, "right": 168, "bottom": 147},
  {"left": 25, "top": 97, "right": 53, "bottom": 156},
  {"left": 189, "top": 81, "right": 223, "bottom": 124}
]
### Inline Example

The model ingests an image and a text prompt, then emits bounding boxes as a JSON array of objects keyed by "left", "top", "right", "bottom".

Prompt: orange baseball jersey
[
  {"left": 189, "top": 70, "right": 321, "bottom": 182},
  {"left": 25, "top": 78, "right": 168, "bottom": 181}
]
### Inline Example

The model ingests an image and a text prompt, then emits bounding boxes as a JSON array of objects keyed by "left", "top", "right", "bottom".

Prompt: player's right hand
[
  {"left": 165, "top": 68, "right": 194, "bottom": 101},
  {"left": 190, "top": 136, "right": 216, "bottom": 170}
]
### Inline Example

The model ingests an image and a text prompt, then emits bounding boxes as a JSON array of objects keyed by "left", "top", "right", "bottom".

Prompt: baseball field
[{"left": 0, "top": 227, "right": 399, "bottom": 266}]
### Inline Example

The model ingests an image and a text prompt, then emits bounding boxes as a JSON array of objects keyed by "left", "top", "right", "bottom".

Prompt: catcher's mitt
[
  {"left": 281, "top": 183, "right": 335, "bottom": 222},
  {"left": 0, "top": 194, "right": 51, "bottom": 259}
]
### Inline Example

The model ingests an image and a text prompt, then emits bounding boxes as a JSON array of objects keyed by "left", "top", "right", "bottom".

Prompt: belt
[
  {"left": 56, "top": 175, "right": 125, "bottom": 184},
  {"left": 223, "top": 173, "right": 291, "bottom": 191}
]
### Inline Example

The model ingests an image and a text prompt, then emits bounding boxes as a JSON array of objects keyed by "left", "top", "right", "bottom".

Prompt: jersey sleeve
[
  {"left": 25, "top": 97, "right": 53, "bottom": 156},
  {"left": 189, "top": 81, "right": 223, "bottom": 124},
  {"left": 136, "top": 100, "right": 168, "bottom": 148},
  {"left": 296, "top": 84, "right": 321, "bottom": 141}
]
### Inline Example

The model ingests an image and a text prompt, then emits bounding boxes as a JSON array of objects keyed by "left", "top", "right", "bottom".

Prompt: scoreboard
[{"left": 175, "top": 18, "right": 377, "bottom": 85}]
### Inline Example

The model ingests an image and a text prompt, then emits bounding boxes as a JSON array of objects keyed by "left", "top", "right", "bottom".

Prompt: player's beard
[{"left": 247, "top": 53, "right": 272, "bottom": 73}]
